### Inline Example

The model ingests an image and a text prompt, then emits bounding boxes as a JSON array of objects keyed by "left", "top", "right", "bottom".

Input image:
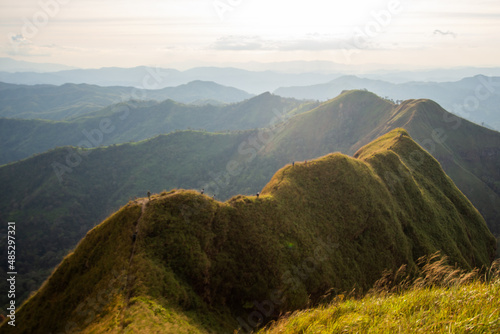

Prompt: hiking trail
[{"left": 120, "top": 197, "right": 148, "bottom": 330}]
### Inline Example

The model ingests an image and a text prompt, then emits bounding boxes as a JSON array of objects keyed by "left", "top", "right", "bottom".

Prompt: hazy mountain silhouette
[{"left": 0, "top": 80, "right": 253, "bottom": 120}]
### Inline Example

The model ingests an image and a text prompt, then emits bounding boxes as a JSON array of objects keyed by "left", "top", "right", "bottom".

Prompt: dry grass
[{"left": 260, "top": 253, "right": 500, "bottom": 334}]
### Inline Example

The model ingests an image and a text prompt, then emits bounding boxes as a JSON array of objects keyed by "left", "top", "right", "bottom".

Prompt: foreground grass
[
  {"left": 260, "top": 256, "right": 500, "bottom": 334},
  {"left": 261, "top": 281, "right": 500, "bottom": 333}
]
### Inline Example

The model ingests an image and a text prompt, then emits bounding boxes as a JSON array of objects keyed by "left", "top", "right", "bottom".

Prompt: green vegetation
[
  {"left": 0, "top": 91, "right": 500, "bottom": 314},
  {"left": 0, "top": 92, "right": 314, "bottom": 164},
  {"left": 0, "top": 130, "right": 254, "bottom": 309},
  {"left": 1, "top": 129, "right": 495, "bottom": 333},
  {"left": 259, "top": 255, "right": 500, "bottom": 334},
  {"left": 1, "top": 90, "right": 499, "bottom": 314},
  {"left": 242, "top": 90, "right": 500, "bottom": 240},
  {"left": 274, "top": 74, "right": 500, "bottom": 131}
]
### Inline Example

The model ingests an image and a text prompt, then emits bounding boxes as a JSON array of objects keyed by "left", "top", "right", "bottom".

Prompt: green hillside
[
  {"left": 252, "top": 91, "right": 500, "bottom": 235},
  {"left": 1, "top": 90, "right": 499, "bottom": 314},
  {"left": 274, "top": 74, "right": 500, "bottom": 131},
  {"left": 0, "top": 130, "right": 253, "bottom": 307},
  {"left": 0, "top": 92, "right": 317, "bottom": 164},
  {"left": 0, "top": 129, "right": 495, "bottom": 333}
]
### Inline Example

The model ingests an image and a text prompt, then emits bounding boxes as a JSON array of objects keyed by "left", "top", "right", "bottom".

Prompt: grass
[
  {"left": 0, "top": 128, "right": 496, "bottom": 333},
  {"left": 260, "top": 255, "right": 500, "bottom": 334},
  {"left": 3, "top": 89, "right": 500, "bottom": 315},
  {"left": 0, "top": 202, "right": 142, "bottom": 333}
]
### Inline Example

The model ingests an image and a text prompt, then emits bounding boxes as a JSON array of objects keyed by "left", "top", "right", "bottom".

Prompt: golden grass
[{"left": 260, "top": 254, "right": 500, "bottom": 334}]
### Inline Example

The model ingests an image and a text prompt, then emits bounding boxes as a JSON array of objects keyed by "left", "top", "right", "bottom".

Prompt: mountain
[
  {"left": 363, "top": 67, "right": 500, "bottom": 83},
  {"left": 0, "top": 57, "right": 77, "bottom": 73},
  {"left": 147, "top": 80, "right": 253, "bottom": 104},
  {"left": 0, "top": 129, "right": 495, "bottom": 333},
  {"left": 0, "top": 93, "right": 316, "bottom": 165},
  {"left": 0, "top": 81, "right": 253, "bottom": 120},
  {"left": 0, "top": 66, "right": 181, "bottom": 88},
  {"left": 274, "top": 75, "right": 500, "bottom": 131},
  {"left": 1, "top": 90, "right": 499, "bottom": 313},
  {"left": 0, "top": 66, "right": 340, "bottom": 94},
  {"left": 251, "top": 91, "right": 500, "bottom": 235}
]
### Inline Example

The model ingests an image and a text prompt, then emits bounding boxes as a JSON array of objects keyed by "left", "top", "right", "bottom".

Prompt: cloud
[
  {"left": 10, "top": 34, "right": 27, "bottom": 43},
  {"left": 211, "top": 35, "right": 266, "bottom": 51},
  {"left": 211, "top": 34, "right": 380, "bottom": 51},
  {"left": 433, "top": 29, "right": 457, "bottom": 38}
]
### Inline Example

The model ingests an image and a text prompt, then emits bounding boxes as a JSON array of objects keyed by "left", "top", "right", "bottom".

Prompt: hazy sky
[{"left": 1, "top": 0, "right": 500, "bottom": 70}]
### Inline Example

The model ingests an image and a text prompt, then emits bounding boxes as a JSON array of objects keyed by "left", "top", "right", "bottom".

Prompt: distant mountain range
[
  {"left": 1, "top": 128, "right": 495, "bottom": 333},
  {"left": 0, "top": 92, "right": 316, "bottom": 164},
  {"left": 0, "top": 66, "right": 340, "bottom": 94},
  {"left": 0, "top": 80, "right": 253, "bottom": 120},
  {"left": 1, "top": 90, "right": 499, "bottom": 312},
  {"left": 2, "top": 68, "right": 499, "bottom": 132},
  {"left": 3, "top": 57, "right": 500, "bottom": 83},
  {"left": 275, "top": 75, "right": 500, "bottom": 131}
]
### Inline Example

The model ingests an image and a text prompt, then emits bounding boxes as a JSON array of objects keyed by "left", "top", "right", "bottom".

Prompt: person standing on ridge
[{"left": 147, "top": 191, "right": 151, "bottom": 201}]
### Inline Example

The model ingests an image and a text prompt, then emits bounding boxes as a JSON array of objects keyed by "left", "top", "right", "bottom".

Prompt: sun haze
[{"left": 1, "top": 0, "right": 500, "bottom": 70}]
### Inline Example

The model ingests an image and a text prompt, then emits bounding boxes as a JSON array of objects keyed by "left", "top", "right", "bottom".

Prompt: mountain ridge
[
  {"left": 274, "top": 75, "right": 500, "bottom": 131},
  {"left": 1, "top": 90, "right": 499, "bottom": 313},
  {"left": 1, "top": 128, "right": 495, "bottom": 333}
]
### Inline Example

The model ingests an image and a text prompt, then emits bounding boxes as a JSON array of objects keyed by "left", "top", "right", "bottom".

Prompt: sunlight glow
[{"left": 1, "top": 0, "right": 499, "bottom": 68}]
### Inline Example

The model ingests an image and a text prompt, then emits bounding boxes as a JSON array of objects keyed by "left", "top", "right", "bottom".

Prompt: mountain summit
[{"left": 3, "top": 129, "right": 495, "bottom": 333}]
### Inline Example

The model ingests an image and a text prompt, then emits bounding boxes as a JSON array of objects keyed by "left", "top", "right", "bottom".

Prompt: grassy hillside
[
  {"left": 374, "top": 98, "right": 500, "bottom": 234},
  {"left": 274, "top": 74, "right": 500, "bottom": 131},
  {"left": 0, "top": 92, "right": 317, "bottom": 165},
  {"left": 238, "top": 91, "right": 500, "bottom": 235},
  {"left": 260, "top": 255, "right": 500, "bottom": 333},
  {"left": 0, "top": 129, "right": 495, "bottom": 333},
  {"left": 0, "top": 130, "right": 254, "bottom": 308},
  {"left": 254, "top": 91, "right": 500, "bottom": 235},
  {"left": 1, "top": 90, "right": 499, "bottom": 314}
]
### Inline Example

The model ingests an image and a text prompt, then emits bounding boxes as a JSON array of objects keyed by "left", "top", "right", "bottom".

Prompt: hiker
[
  {"left": 256, "top": 192, "right": 260, "bottom": 198},
  {"left": 212, "top": 194, "right": 216, "bottom": 200},
  {"left": 201, "top": 188, "right": 204, "bottom": 195},
  {"left": 147, "top": 191, "right": 151, "bottom": 201},
  {"left": 292, "top": 161, "right": 295, "bottom": 167}
]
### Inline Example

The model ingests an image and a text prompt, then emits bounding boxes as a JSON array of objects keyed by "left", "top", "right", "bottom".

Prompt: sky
[{"left": 1, "top": 0, "right": 500, "bottom": 70}]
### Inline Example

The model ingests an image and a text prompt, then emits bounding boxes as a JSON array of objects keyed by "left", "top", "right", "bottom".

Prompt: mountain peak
[{"left": 4, "top": 129, "right": 494, "bottom": 333}]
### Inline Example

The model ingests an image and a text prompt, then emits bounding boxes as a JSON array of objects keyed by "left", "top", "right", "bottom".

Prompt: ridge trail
[{"left": 120, "top": 197, "right": 148, "bottom": 330}]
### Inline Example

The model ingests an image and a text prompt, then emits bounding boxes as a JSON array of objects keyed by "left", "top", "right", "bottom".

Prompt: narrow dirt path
[
  {"left": 120, "top": 198, "right": 149, "bottom": 330},
  {"left": 127, "top": 198, "right": 147, "bottom": 265}
]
